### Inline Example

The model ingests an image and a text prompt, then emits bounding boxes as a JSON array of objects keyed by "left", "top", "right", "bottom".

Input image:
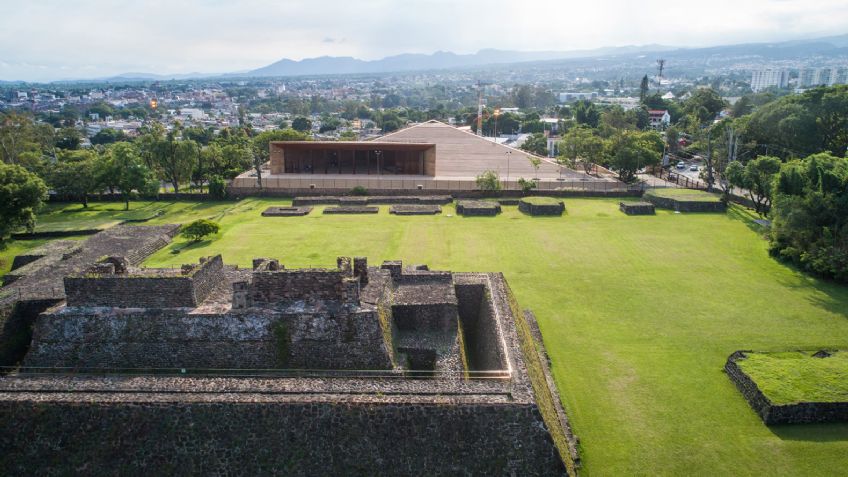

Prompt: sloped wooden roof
[{"left": 377, "top": 121, "right": 584, "bottom": 179}]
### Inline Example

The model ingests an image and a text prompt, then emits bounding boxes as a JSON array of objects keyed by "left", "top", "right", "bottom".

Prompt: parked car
[
  {"left": 689, "top": 165, "right": 699, "bottom": 171},
  {"left": 676, "top": 161, "right": 686, "bottom": 170}
]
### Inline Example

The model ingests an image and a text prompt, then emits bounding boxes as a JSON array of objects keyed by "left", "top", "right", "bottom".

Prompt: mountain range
[{"left": 48, "top": 33, "right": 848, "bottom": 83}]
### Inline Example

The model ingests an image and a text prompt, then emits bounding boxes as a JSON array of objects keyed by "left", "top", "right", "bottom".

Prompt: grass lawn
[
  {"left": 737, "top": 351, "right": 848, "bottom": 404},
  {"left": 8, "top": 197, "right": 848, "bottom": 475},
  {"left": 520, "top": 196, "right": 563, "bottom": 205},
  {"left": 644, "top": 187, "right": 723, "bottom": 202},
  {"left": 28, "top": 201, "right": 175, "bottom": 233}
]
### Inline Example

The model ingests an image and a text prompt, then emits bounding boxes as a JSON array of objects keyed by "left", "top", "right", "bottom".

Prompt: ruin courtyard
[{"left": 0, "top": 197, "right": 846, "bottom": 475}]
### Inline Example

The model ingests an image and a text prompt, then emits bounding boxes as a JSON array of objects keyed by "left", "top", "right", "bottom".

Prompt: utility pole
[
  {"left": 476, "top": 81, "right": 484, "bottom": 137},
  {"left": 706, "top": 130, "right": 715, "bottom": 192}
]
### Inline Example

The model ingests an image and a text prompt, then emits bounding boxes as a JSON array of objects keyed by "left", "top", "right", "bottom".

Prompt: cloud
[{"left": 0, "top": 0, "right": 846, "bottom": 81}]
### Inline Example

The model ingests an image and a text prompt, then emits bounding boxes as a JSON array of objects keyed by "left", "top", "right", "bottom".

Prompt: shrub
[
  {"left": 475, "top": 170, "right": 502, "bottom": 192},
  {"left": 180, "top": 219, "right": 220, "bottom": 243},
  {"left": 208, "top": 175, "right": 227, "bottom": 200},
  {"left": 518, "top": 177, "right": 538, "bottom": 194},
  {"left": 350, "top": 185, "right": 368, "bottom": 196}
]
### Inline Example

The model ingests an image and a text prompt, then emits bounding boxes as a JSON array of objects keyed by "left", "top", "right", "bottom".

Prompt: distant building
[
  {"left": 558, "top": 92, "right": 598, "bottom": 103},
  {"left": 799, "top": 67, "right": 847, "bottom": 87},
  {"left": 648, "top": 110, "right": 671, "bottom": 130},
  {"left": 751, "top": 69, "right": 788, "bottom": 92}
]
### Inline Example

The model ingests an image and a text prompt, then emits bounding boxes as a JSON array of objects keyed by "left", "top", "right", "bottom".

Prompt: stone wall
[
  {"left": 63, "top": 255, "right": 224, "bottom": 309},
  {"left": 518, "top": 199, "right": 565, "bottom": 216},
  {"left": 725, "top": 351, "right": 848, "bottom": 424},
  {"left": 0, "top": 400, "right": 566, "bottom": 476},
  {"left": 250, "top": 269, "right": 359, "bottom": 306},
  {"left": 455, "top": 280, "right": 507, "bottom": 371},
  {"left": 24, "top": 307, "right": 392, "bottom": 370},
  {"left": 619, "top": 201, "right": 655, "bottom": 215},
  {"left": 644, "top": 194, "right": 727, "bottom": 212}
]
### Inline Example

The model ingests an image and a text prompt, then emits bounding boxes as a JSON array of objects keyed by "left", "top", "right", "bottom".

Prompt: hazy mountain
[
  {"left": 245, "top": 45, "right": 677, "bottom": 77},
  {"left": 25, "top": 34, "right": 848, "bottom": 83}
]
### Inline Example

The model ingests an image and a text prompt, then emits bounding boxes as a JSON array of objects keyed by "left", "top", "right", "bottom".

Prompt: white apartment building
[{"left": 750, "top": 69, "right": 788, "bottom": 92}]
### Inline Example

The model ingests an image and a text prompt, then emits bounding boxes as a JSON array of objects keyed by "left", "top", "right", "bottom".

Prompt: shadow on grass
[
  {"left": 169, "top": 239, "right": 214, "bottom": 255},
  {"left": 769, "top": 423, "right": 848, "bottom": 442},
  {"left": 725, "top": 205, "right": 770, "bottom": 236}
]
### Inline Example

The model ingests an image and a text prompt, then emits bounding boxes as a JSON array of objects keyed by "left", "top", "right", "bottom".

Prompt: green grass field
[
  {"left": 738, "top": 351, "right": 848, "bottom": 404},
  {"left": 4, "top": 197, "right": 848, "bottom": 475},
  {"left": 644, "top": 187, "right": 723, "bottom": 202}
]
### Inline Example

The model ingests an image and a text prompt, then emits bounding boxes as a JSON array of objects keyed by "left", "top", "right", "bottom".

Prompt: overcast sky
[{"left": 1, "top": 0, "right": 846, "bottom": 82}]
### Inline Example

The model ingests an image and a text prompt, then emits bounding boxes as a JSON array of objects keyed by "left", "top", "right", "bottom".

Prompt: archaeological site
[{"left": 0, "top": 225, "right": 578, "bottom": 475}]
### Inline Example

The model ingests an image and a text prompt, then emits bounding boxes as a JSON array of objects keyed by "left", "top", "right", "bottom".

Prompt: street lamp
[{"left": 505, "top": 150, "right": 511, "bottom": 189}]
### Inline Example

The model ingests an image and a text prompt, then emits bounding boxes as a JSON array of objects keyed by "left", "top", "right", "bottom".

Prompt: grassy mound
[
  {"left": 737, "top": 350, "right": 848, "bottom": 404},
  {"left": 644, "top": 188, "right": 722, "bottom": 203}
]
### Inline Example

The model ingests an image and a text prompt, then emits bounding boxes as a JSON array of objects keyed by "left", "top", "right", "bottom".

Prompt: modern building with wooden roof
[{"left": 232, "top": 120, "right": 617, "bottom": 193}]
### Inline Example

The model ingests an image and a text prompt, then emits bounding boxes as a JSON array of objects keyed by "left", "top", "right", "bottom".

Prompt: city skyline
[{"left": 1, "top": 0, "right": 847, "bottom": 82}]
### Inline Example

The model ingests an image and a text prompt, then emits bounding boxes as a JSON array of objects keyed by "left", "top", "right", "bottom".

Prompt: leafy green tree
[
  {"left": 90, "top": 128, "right": 128, "bottom": 145},
  {"left": 558, "top": 127, "right": 606, "bottom": 175},
  {"left": 520, "top": 133, "right": 548, "bottom": 156},
  {"left": 54, "top": 127, "right": 81, "bottom": 150},
  {"left": 0, "top": 163, "right": 48, "bottom": 239},
  {"left": 104, "top": 142, "right": 158, "bottom": 210},
  {"left": 684, "top": 88, "right": 727, "bottom": 125},
  {"left": 291, "top": 117, "right": 312, "bottom": 132},
  {"left": 769, "top": 152, "right": 848, "bottom": 281},
  {"left": 640, "top": 75, "right": 650, "bottom": 101},
  {"left": 606, "top": 131, "right": 663, "bottom": 182},
  {"left": 0, "top": 113, "right": 46, "bottom": 166},
  {"left": 252, "top": 129, "right": 309, "bottom": 189},
  {"left": 208, "top": 176, "right": 228, "bottom": 200},
  {"left": 181, "top": 219, "right": 220, "bottom": 243},
  {"left": 528, "top": 156, "right": 542, "bottom": 179},
  {"left": 725, "top": 156, "right": 781, "bottom": 216},
  {"left": 152, "top": 136, "right": 199, "bottom": 195},
  {"left": 573, "top": 100, "right": 600, "bottom": 128},
  {"left": 475, "top": 170, "right": 502, "bottom": 192},
  {"left": 49, "top": 150, "right": 100, "bottom": 207}
]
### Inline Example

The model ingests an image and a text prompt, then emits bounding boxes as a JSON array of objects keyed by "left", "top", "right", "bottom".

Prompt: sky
[{"left": 1, "top": 0, "right": 846, "bottom": 82}]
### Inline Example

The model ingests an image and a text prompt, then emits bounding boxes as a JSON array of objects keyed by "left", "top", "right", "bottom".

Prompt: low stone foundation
[
  {"left": 725, "top": 351, "right": 848, "bottom": 424},
  {"left": 619, "top": 201, "right": 655, "bottom": 215},
  {"left": 261, "top": 206, "right": 313, "bottom": 216},
  {"left": 323, "top": 206, "right": 380, "bottom": 214},
  {"left": 644, "top": 193, "right": 726, "bottom": 212},
  {"left": 518, "top": 198, "right": 565, "bottom": 216},
  {"left": 456, "top": 201, "right": 501, "bottom": 216},
  {"left": 389, "top": 205, "right": 442, "bottom": 215}
]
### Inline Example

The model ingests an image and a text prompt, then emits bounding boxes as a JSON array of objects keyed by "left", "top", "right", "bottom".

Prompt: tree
[
  {"left": 573, "top": 100, "right": 600, "bottom": 128},
  {"left": 54, "top": 127, "right": 81, "bottom": 150},
  {"left": 208, "top": 176, "right": 228, "bottom": 200},
  {"left": 49, "top": 150, "right": 100, "bottom": 207},
  {"left": 0, "top": 113, "right": 45, "bottom": 166},
  {"left": 606, "top": 131, "right": 663, "bottom": 182},
  {"left": 769, "top": 152, "right": 848, "bottom": 281},
  {"left": 152, "top": 136, "right": 199, "bottom": 195},
  {"left": 90, "top": 128, "right": 128, "bottom": 145},
  {"left": 558, "top": 127, "right": 606, "bottom": 175},
  {"left": 520, "top": 133, "right": 548, "bottom": 156},
  {"left": 640, "top": 75, "right": 650, "bottom": 101},
  {"left": 725, "top": 156, "right": 781, "bottom": 216},
  {"left": 181, "top": 219, "right": 220, "bottom": 243},
  {"left": 684, "top": 88, "right": 727, "bottom": 125},
  {"left": 291, "top": 117, "right": 312, "bottom": 132},
  {"left": 528, "top": 156, "right": 542, "bottom": 179},
  {"left": 475, "top": 170, "right": 502, "bottom": 192},
  {"left": 105, "top": 142, "right": 158, "bottom": 210},
  {"left": 252, "top": 129, "right": 309, "bottom": 189},
  {"left": 518, "top": 177, "right": 537, "bottom": 194},
  {"left": 0, "top": 163, "right": 48, "bottom": 239}
]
